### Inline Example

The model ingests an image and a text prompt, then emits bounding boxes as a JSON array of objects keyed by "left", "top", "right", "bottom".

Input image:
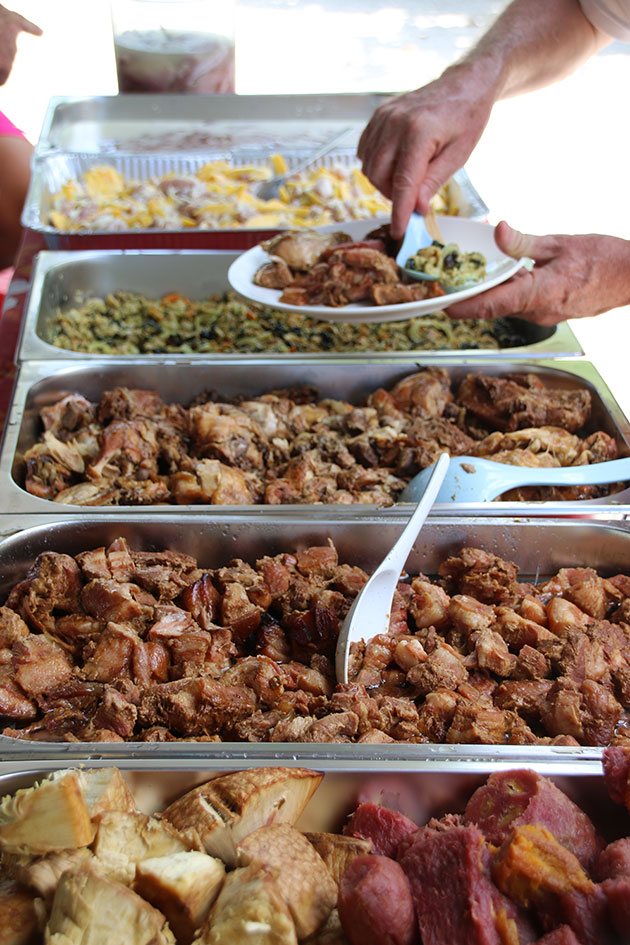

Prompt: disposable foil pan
[
  {"left": 17, "top": 250, "right": 583, "bottom": 362},
  {"left": 0, "top": 512, "right": 627, "bottom": 758},
  {"left": 22, "top": 150, "right": 487, "bottom": 250},
  {"left": 35, "top": 93, "right": 394, "bottom": 157},
  {"left": 2, "top": 358, "right": 628, "bottom": 517}
]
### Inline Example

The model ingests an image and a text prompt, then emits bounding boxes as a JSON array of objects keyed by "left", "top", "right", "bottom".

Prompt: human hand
[
  {"left": 0, "top": 4, "right": 42, "bottom": 85},
  {"left": 446, "top": 221, "right": 630, "bottom": 326},
  {"left": 358, "top": 65, "right": 496, "bottom": 238}
]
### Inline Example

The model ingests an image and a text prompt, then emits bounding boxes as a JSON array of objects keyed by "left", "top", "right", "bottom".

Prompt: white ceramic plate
[{"left": 227, "top": 217, "right": 526, "bottom": 324}]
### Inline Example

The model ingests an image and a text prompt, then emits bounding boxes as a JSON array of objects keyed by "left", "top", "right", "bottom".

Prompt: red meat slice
[
  {"left": 595, "top": 838, "right": 630, "bottom": 881},
  {"left": 464, "top": 770, "right": 603, "bottom": 869},
  {"left": 399, "top": 824, "right": 511, "bottom": 945},
  {"left": 602, "top": 746, "right": 630, "bottom": 811},
  {"left": 338, "top": 854, "right": 416, "bottom": 945},
  {"left": 534, "top": 928, "right": 581, "bottom": 945},
  {"left": 344, "top": 802, "right": 417, "bottom": 858},
  {"left": 556, "top": 886, "right": 616, "bottom": 945}
]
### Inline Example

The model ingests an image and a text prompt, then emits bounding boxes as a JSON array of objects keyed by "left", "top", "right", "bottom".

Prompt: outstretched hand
[
  {"left": 0, "top": 4, "right": 42, "bottom": 85},
  {"left": 446, "top": 221, "right": 630, "bottom": 326},
  {"left": 358, "top": 66, "right": 495, "bottom": 239}
]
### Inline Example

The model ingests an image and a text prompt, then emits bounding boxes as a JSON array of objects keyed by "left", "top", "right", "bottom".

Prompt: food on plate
[
  {"left": 48, "top": 161, "right": 391, "bottom": 232},
  {"left": 45, "top": 288, "right": 521, "bottom": 355},
  {"left": 1, "top": 537, "right": 630, "bottom": 746},
  {"left": 405, "top": 240, "right": 487, "bottom": 289},
  {"left": 0, "top": 758, "right": 628, "bottom": 944},
  {"left": 254, "top": 229, "right": 445, "bottom": 307},
  {"left": 20, "top": 370, "right": 622, "bottom": 507}
]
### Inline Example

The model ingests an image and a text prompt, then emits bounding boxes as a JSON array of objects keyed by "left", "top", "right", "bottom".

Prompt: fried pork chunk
[
  {"left": 21, "top": 368, "right": 623, "bottom": 507},
  {"left": 2, "top": 537, "right": 629, "bottom": 747}
]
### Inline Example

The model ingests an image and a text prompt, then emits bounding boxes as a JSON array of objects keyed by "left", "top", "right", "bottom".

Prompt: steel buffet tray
[
  {"left": 16, "top": 250, "right": 583, "bottom": 361},
  {"left": 2, "top": 358, "right": 628, "bottom": 517},
  {"left": 35, "top": 93, "right": 396, "bottom": 158},
  {"left": 0, "top": 512, "right": 627, "bottom": 759},
  {"left": 22, "top": 153, "right": 486, "bottom": 251}
]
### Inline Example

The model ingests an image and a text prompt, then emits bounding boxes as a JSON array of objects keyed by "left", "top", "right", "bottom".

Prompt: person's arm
[
  {"left": 0, "top": 4, "right": 42, "bottom": 85},
  {"left": 446, "top": 222, "right": 630, "bottom": 326},
  {"left": 359, "top": 0, "right": 610, "bottom": 236}
]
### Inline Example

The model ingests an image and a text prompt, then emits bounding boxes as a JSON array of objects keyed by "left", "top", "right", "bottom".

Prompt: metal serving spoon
[
  {"left": 335, "top": 453, "right": 449, "bottom": 685},
  {"left": 399, "top": 455, "right": 630, "bottom": 504},
  {"left": 254, "top": 127, "right": 354, "bottom": 201}
]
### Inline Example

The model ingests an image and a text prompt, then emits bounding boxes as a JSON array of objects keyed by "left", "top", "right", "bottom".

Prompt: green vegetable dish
[
  {"left": 46, "top": 290, "right": 523, "bottom": 355},
  {"left": 406, "top": 241, "right": 487, "bottom": 289}
]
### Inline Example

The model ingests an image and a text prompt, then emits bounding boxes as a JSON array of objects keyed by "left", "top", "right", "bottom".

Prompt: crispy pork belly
[{"left": 458, "top": 373, "right": 591, "bottom": 433}]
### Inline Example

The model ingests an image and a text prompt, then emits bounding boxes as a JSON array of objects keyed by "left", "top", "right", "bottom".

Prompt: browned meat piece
[
  {"left": 7, "top": 552, "right": 82, "bottom": 633},
  {"left": 446, "top": 703, "right": 511, "bottom": 744},
  {"left": 189, "top": 402, "right": 264, "bottom": 470},
  {"left": 131, "top": 549, "right": 198, "bottom": 600},
  {"left": 81, "top": 579, "right": 145, "bottom": 623},
  {"left": 511, "top": 645, "right": 551, "bottom": 680},
  {"left": 388, "top": 368, "right": 452, "bottom": 417},
  {"left": 0, "top": 667, "right": 37, "bottom": 720},
  {"left": 156, "top": 677, "right": 256, "bottom": 737},
  {"left": 408, "top": 578, "right": 451, "bottom": 630},
  {"left": 82, "top": 622, "right": 139, "bottom": 683},
  {"left": 280, "top": 243, "right": 400, "bottom": 306},
  {"left": 417, "top": 693, "right": 458, "bottom": 747},
  {"left": 465, "top": 769, "right": 603, "bottom": 869},
  {"left": 494, "top": 680, "right": 554, "bottom": 722},
  {"left": 170, "top": 459, "right": 258, "bottom": 504},
  {"left": 220, "top": 584, "right": 262, "bottom": 644},
  {"left": 407, "top": 643, "right": 467, "bottom": 696},
  {"left": 457, "top": 373, "right": 591, "bottom": 433},
  {"left": 132, "top": 640, "right": 170, "bottom": 686},
  {"left": 493, "top": 607, "right": 558, "bottom": 649},
  {"left": 439, "top": 547, "right": 519, "bottom": 604},
  {"left": 24, "top": 439, "right": 79, "bottom": 499},
  {"left": 563, "top": 578, "right": 616, "bottom": 620},
  {"left": 582, "top": 430, "right": 618, "bottom": 462},
  {"left": 97, "top": 387, "right": 166, "bottom": 423},
  {"left": 0, "top": 607, "right": 30, "bottom": 647},
  {"left": 546, "top": 597, "right": 590, "bottom": 636},
  {"left": 12, "top": 635, "right": 74, "bottom": 697},
  {"left": 475, "top": 426, "right": 584, "bottom": 465},
  {"left": 371, "top": 280, "right": 444, "bottom": 304},
  {"left": 472, "top": 629, "right": 517, "bottom": 677},
  {"left": 396, "top": 417, "right": 476, "bottom": 474},
  {"left": 261, "top": 229, "right": 350, "bottom": 270},
  {"left": 87, "top": 418, "right": 159, "bottom": 480},
  {"left": 580, "top": 679, "right": 624, "bottom": 745},
  {"left": 41, "top": 392, "right": 94, "bottom": 434},
  {"left": 254, "top": 257, "right": 294, "bottom": 288},
  {"left": 285, "top": 603, "right": 340, "bottom": 662},
  {"left": 178, "top": 574, "right": 221, "bottom": 630},
  {"left": 541, "top": 679, "right": 585, "bottom": 741},
  {"left": 296, "top": 544, "right": 339, "bottom": 580},
  {"left": 147, "top": 606, "right": 198, "bottom": 639},
  {"left": 53, "top": 481, "right": 120, "bottom": 505},
  {"left": 448, "top": 595, "right": 494, "bottom": 637},
  {"left": 92, "top": 685, "right": 138, "bottom": 738}
]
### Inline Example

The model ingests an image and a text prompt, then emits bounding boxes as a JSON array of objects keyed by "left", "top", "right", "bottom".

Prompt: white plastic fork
[
  {"left": 399, "top": 455, "right": 630, "bottom": 504},
  {"left": 335, "top": 453, "right": 450, "bottom": 685}
]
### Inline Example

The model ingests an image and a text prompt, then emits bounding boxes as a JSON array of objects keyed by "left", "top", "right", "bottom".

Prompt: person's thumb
[{"left": 494, "top": 220, "right": 556, "bottom": 262}]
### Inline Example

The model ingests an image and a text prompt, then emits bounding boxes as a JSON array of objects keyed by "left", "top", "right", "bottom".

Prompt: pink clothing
[{"left": 0, "top": 111, "right": 24, "bottom": 138}]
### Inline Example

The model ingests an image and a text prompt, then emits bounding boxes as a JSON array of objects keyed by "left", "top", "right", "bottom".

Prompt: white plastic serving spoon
[
  {"left": 335, "top": 452, "right": 450, "bottom": 685},
  {"left": 399, "top": 455, "right": 630, "bottom": 504},
  {"left": 395, "top": 209, "right": 442, "bottom": 280}
]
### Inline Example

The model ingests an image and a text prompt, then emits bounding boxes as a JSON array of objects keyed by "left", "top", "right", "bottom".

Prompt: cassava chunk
[
  {"left": 45, "top": 866, "right": 174, "bottom": 944},
  {"left": 305, "top": 833, "right": 372, "bottom": 887},
  {"left": 193, "top": 865, "right": 296, "bottom": 945},
  {"left": 338, "top": 855, "right": 415, "bottom": 945},
  {"left": 163, "top": 768, "right": 322, "bottom": 868},
  {"left": 238, "top": 824, "right": 336, "bottom": 938},
  {"left": 134, "top": 851, "right": 225, "bottom": 945},
  {"left": 92, "top": 810, "right": 193, "bottom": 884},
  {"left": 344, "top": 803, "right": 417, "bottom": 858},
  {"left": 464, "top": 770, "right": 602, "bottom": 869},
  {"left": 0, "top": 771, "right": 94, "bottom": 856}
]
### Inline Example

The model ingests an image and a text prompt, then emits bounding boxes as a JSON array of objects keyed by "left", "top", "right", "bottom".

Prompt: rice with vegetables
[{"left": 46, "top": 290, "right": 521, "bottom": 355}]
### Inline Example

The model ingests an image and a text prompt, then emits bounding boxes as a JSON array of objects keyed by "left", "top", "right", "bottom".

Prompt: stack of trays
[{"left": 1, "top": 94, "right": 629, "bottom": 945}]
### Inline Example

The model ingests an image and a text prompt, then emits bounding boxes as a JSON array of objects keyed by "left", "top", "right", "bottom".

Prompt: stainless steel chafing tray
[
  {"left": 35, "top": 93, "right": 394, "bottom": 157},
  {"left": 21, "top": 153, "right": 486, "bottom": 251},
  {"left": 2, "top": 358, "right": 628, "bottom": 517},
  {"left": 0, "top": 513, "right": 627, "bottom": 757},
  {"left": 16, "top": 250, "right": 583, "bottom": 361}
]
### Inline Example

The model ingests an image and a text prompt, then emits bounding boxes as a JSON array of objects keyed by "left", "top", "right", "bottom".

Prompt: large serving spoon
[
  {"left": 395, "top": 209, "right": 443, "bottom": 278},
  {"left": 399, "top": 455, "right": 630, "bottom": 504},
  {"left": 335, "top": 452, "right": 450, "bottom": 685},
  {"left": 254, "top": 127, "right": 354, "bottom": 201}
]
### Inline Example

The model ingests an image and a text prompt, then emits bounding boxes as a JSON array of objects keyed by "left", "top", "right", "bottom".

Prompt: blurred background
[{"left": 1, "top": 0, "right": 628, "bottom": 391}]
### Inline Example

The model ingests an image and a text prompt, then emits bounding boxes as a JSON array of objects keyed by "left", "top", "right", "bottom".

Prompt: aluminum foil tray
[
  {"left": 35, "top": 93, "right": 397, "bottom": 157},
  {"left": 22, "top": 150, "right": 486, "bottom": 250},
  {"left": 2, "top": 358, "right": 628, "bottom": 517},
  {"left": 17, "top": 250, "right": 583, "bottom": 362},
  {"left": 0, "top": 513, "right": 627, "bottom": 758}
]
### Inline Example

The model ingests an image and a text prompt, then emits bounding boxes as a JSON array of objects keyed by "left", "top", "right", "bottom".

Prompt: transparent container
[{"left": 111, "top": 0, "right": 235, "bottom": 94}]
